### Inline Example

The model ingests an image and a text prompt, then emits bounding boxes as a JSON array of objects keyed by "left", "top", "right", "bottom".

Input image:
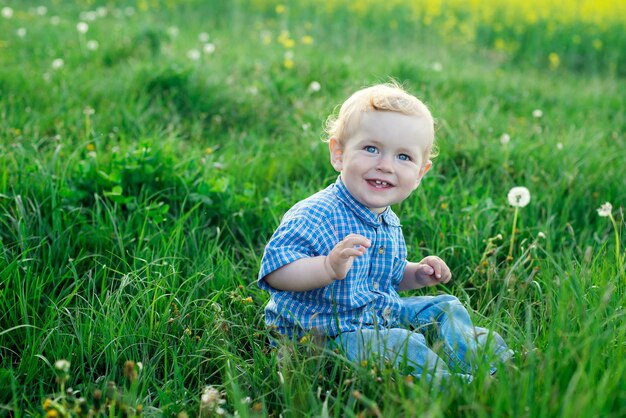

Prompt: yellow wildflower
[
  {"left": 548, "top": 52, "right": 560, "bottom": 70},
  {"left": 275, "top": 4, "right": 286, "bottom": 14},
  {"left": 301, "top": 35, "right": 314, "bottom": 45}
]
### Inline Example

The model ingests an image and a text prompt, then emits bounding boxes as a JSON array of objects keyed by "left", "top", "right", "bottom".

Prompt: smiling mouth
[{"left": 366, "top": 179, "right": 393, "bottom": 188}]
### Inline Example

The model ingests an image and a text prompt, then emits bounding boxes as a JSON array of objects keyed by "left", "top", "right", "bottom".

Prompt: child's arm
[
  {"left": 397, "top": 256, "right": 452, "bottom": 291},
  {"left": 264, "top": 234, "right": 371, "bottom": 292}
]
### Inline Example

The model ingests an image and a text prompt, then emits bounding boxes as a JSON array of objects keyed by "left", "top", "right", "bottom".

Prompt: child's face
[{"left": 329, "top": 111, "right": 433, "bottom": 214}]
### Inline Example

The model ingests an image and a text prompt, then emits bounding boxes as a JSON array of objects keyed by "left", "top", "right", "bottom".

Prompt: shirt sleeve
[{"left": 258, "top": 215, "right": 330, "bottom": 291}]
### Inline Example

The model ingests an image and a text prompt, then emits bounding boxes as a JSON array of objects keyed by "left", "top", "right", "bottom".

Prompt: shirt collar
[{"left": 333, "top": 176, "right": 401, "bottom": 227}]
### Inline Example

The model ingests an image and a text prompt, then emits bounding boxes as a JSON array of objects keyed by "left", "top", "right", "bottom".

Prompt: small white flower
[
  {"left": 96, "top": 7, "right": 108, "bottom": 17},
  {"left": 247, "top": 86, "right": 258, "bottom": 95},
  {"left": 50, "top": 16, "right": 60, "bottom": 25},
  {"left": 54, "top": 359, "right": 70, "bottom": 373},
  {"left": 86, "top": 40, "right": 99, "bottom": 50},
  {"left": 500, "top": 133, "right": 510, "bottom": 145},
  {"left": 203, "top": 43, "right": 216, "bottom": 54},
  {"left": 198, "top": 32, "right": 209, "bottom": 42},
  {"left": 187, "top": 49, "right": 201, "bottom": 60},
  {"left": 36, "top": 6, "right": 48, "bottom": 16},
  {"left": 597, "top": 202, "right": 612, "bottom": 217},
  {"left": 308, "top": 81, "right": 321, "bottom": 92},
  {"left": 136, "top": 362, "right": 143, "bottom": 371},
  {"left": 83, "top": 106, "right": 95, "bottom": 115},
  {"left": 87, "top": 151, "right": 97, "bottom": 158},
  {"left": 507, "top": 186, "right": 531, "bottom": 208},
  {"left": 51, "top": 58, "right": 64, "bottom": 69},
  {"left": 556, "top": 142, "right": 563, "bottom": 150},
  {"left": 532, "top": 109, "right": 543, "bottom": 118},
  {"left": 17, "top": 28, "right": 27, "bottom": 38},
  {"left": 538, "top": 232, "right": 546, "bottom": 239},
  {"left": 284, "top": 50, "right": 294, "bottom": 60},
  {"left": 80, "top": 11, "right": 98, "bottom": 21},
  {"left": 432, "top": 62, "right": 443, "bottom": 72},
  {"left": 167, "top": 26, "right": 179, "bottom": 37},
  {"left": 2, "top": 7, "right": 13, "bottom": 18},
  {"left": 77, "top": 22, "right": 89, "bottom": 34}
]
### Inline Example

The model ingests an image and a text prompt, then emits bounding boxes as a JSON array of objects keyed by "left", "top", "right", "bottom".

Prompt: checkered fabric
[{"left": 258, "top": 176, "right": 408, "bottom": 338}]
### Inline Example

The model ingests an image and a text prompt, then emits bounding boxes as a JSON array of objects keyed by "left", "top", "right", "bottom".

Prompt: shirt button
[
  {"left": 373, "top": 282, "right": 379, "bottom": 290},
  {"left": 378, "top": 246, "right": 385, "bottom": 254}
]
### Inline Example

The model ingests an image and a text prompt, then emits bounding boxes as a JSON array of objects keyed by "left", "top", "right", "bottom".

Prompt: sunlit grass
[{"left": 0, "top": 1, "right": 624, "bottom": 416}]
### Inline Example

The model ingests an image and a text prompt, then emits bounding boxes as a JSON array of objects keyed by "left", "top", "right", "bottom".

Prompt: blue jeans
[{"left": 333, "top": 295, "right": 514, "bottom": 382}]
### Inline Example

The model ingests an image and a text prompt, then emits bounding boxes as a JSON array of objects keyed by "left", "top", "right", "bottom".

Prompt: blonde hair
[{"left": 324, "top": 82, "right": 437, "bottom": 158}]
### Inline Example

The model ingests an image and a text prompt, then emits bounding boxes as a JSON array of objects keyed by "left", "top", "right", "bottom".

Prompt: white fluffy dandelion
[
  {"left": 167, "top": 26, "right": 179, "bottom": 37},
  {"left": 17, "top": 28, "right": 27, "bottom": 38},
  {"left": 77, "top": 22, "right": 89, "bottom": 34},
  {"left": 308, "top": 81, "right": 321, "bottom": 92},
  {"left": 54, "top": 359, "right": 71, "bottom": 373},
  {"left": 203, "top": 43, "right": 216, "bottom": 54},
  {"left": 198, "top": 32, "right": 210, "bottom": 42},
  {"left": 597, "top": 202, "right": 612, "bottom": 217},
  {"left": 51, "top": 58, "right": 64, "bottom": 69},
  {"left": 2, "top": 7, "right": 14, "bottom": 18},
  {"left": 187, "top": 49, "right": 201, "bottom": 60},
  {"left": 507, "top": 186, "right": 531, "bottom": 208},
  {"left": 50, "top": 16, "right": 60, "bottom": 25},
  {"left": 36, "top": 6, "right": 48, "bottom": 16},
  {"left": 532, "top": 109, "right": 543, "bottom": 118},
  {"left": 86, "top": 40, "right": 99, "bottom": 51},
  {"left": 500, "top": 133, "right": 510, "bottom": 145},
  {"left": 432, "top": 62, "right": 443, "bottom": 72}
]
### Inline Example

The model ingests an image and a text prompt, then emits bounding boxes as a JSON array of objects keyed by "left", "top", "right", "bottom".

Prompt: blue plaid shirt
[{"left": 258, "top": 176, "right": 408, "bottom": 339}]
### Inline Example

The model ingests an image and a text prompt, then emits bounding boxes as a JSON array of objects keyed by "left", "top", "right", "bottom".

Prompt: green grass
[{"left": 1, "top": 0, "right": 625, "bottom": 416}]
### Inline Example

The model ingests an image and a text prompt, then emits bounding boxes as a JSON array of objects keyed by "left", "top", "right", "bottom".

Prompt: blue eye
[
  {"left": 398, "top": 154, "right": 411, "bottom": 161},
  {"left": 364, "top": 146, "right": 378, "bottom": 153}
]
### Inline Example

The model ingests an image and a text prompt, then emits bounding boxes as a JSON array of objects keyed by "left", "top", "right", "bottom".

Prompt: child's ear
[
  {"left": 414, "top": 160, "right": 432, "bottom": 188},
  {"left": 329, "top": 137, "right": 344, "bottom": 172}
]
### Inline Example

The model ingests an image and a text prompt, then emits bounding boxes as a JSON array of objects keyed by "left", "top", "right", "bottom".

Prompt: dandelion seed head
[
  {"left": 50, "top": 16, "right": 60, "bottom": 25},
  {"left": 308, "top": 81, "right": 321, "bottom": 92},
  {"left": 597, "top": 202, "right": 612, "bottom": 217},
  {"left": 556, "top": 142, "right": 563, "bottom": 150},
  {"left": 77, "top": 22, "right": 89, "bottom": 33},
  {"left": 54, "top": 359, "right": 70, "bottom": 373},
  {"left": 2, "top": 7, "right": 14, "bottom": 18},
  {"left": 51, "top": 58, "right": 64, "bottom": 69},
  {"left": 203, "top": 43, "right": 216, "bottom": 54},
  {"left": 532, "top": 109, "right": 543, "bottom": 118},
  {"left": 36, "top": 6, "right": 48, "bottom": 16},
  {"left": 167, "top": 26, "right": 179, "bottom": 37},
  {"left": 507, "top": 186, "right": 531, "bottom": 208},
  {"left": 432, "top": 62, "right": 443, "bottom": 72},
  {"left": 500, "top": 133, "right": 510, "bottom": 145},
  {"left": 86, "top": 40, "right": 99, "bottom": 50},
  {"left": 187, "top": 49, "right": 201, "bottom": 60},
  {"left": 17, "top": 28, "right": 27, "bottom": 38},
  {"left": 198, "top": 32, "right": 209, "bottom": 42}
]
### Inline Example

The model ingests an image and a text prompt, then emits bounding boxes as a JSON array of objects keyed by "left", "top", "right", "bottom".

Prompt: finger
[
  {"left": 431, "top": 260, "right": 443, "bottom": 279},
  {"left": 441, "top": 267, "right": 452, "bottom": 283},
  {"left": 342, "top": 234, "right": 371, "bottom": 248},
  {"left": 417, "top": 263, "right": 434, "bottom": 276},
  {"left": 340, "top": 248, "right": 366, "bottom": 259}
]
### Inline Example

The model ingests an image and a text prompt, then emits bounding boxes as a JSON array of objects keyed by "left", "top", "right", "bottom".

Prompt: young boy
[{"left": 258, "top": 83, "right": 513, "bottom": 381}]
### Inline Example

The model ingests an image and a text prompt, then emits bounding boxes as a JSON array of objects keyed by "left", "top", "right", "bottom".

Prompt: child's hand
[
  {"left": 415, "top": 256, "right": 452, "bottom": 287},
  {"left": 324, "top": 234, "right": 371, "bottom": 281}
]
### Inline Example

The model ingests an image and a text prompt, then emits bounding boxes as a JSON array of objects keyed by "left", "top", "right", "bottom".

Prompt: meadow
[{"left": 0, "top": 0, "right": 625, "bottom": 416}]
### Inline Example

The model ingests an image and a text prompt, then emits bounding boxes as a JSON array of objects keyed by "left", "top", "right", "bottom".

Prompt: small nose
[{"left": 376, "top": 155, "right": 393, "bottom": 173}]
